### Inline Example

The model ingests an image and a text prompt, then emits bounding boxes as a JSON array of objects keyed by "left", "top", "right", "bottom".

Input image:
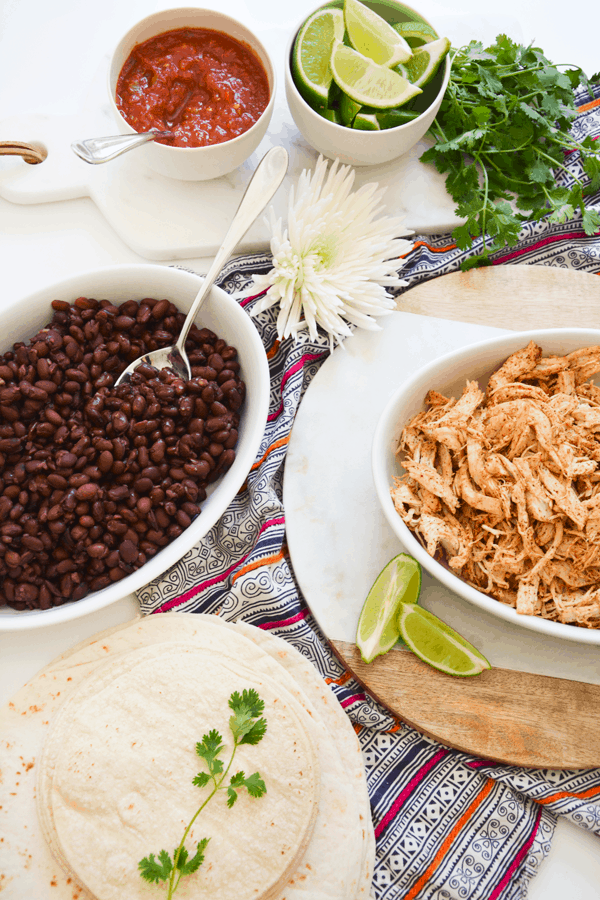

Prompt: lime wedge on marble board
[{"left": 356, "top": 553, "right": 421, "bottom": 663}]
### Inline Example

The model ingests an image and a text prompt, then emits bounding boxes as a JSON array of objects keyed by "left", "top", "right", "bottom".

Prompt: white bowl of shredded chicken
[{"left": 372, "top": 329, "right": 600, "bottom": 644}]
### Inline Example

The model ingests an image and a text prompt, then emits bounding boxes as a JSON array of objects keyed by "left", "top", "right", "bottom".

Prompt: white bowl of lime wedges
[{"left": 285, "top": 0, "right": 451, "bottom": 166}]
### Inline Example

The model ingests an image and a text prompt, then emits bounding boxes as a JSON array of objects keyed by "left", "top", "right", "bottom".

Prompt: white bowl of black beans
[{"left": 0, "top": 264, "right": 270, "bottom": 629}]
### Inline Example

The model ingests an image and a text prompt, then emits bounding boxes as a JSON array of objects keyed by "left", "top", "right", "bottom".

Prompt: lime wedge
[
  {"left": 344, "top": 0, "right": 412, "bottom": 67},
  {"left": 328, "top": 79, "right": 342, "bottom": 107},
  {"left": 318, "top": 106, "right": 343, "bottom": 124},
  {"left": 353, "top": 111, "right": 380, "bottom": 130},
  {"left": 356, "top": 553, "right": 421, "bottom": 664},
  {"left": 392, "top": 62, "right": 409, "bottom": 79},
  {"left": 392, "top": 20, "right": 438, "bottom": 48},
  {"left": 375, "top": 106, "right": 420, "bottom": 128},
  {"left": 339, "top": 91, "right": 362, "bottom": 126},
  {"left": 292, "top": 7, "right": 346, "bottom": 108},
  {"left": 403, "top": 36, "right": 451, "bottom": 88},
  {"left": 398, "top": 604, "right": 491, "bottom": 677},
  {"left": 331, "top": 41, "right": 422, "bottom": 109}
]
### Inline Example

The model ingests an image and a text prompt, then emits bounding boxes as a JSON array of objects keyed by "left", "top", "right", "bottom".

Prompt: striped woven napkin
[{"left": 138, "top": 82, "right": 600, "bottom": 900}]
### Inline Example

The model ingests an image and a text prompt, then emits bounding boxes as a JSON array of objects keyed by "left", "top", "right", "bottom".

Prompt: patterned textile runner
[{"left": 138, "top": 83, "right": 600, "bottom": 899}]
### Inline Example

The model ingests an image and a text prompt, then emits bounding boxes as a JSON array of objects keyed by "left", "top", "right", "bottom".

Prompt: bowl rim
[
  {"left": 0, "top": 263, "right": 269, "bottom": 631},
  {"left": 285, "top": 0, "right": 451, "bottom": 138},
  {"left": 108, "top": 6, "right": 276, "bottom": 155},
  {"left": 372, "top": 326, "right": 600, "bottom": 646}
]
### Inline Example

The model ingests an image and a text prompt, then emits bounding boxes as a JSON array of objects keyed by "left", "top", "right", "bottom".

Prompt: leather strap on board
[{"left": 0, "top": 140, "right": 47, "bottom": 164}]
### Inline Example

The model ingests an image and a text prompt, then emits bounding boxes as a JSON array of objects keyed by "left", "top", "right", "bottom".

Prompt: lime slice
[
  {"left": 318, "top": 106, "right": 343, "bottom": 124},
  {"left": 375, "top": 106, "right": 420, "bottom": 128},
  {"left": 328, "top": 79, "right": 342, "bottom": 107},
  {"left": 403, "top": 36, "right": 451, "bottom": 88},
  {"left": 398, "top": 604, "right": 491, "bottom": 677},
  {"left": 356, "top": 553, "right": 421, "bottom": 664},
  {"left": 392, "top": 20, "right": 438, "bottom": 48},
  {"left": 339, "top": 91, "right": 362, "bottom": 126},
  {"left": 292, "top": 7, "right": 346, "bottom": 108},
  {"left": 344, "top": 0, "right": 412, "bottom": 67},
  {"left": 353, "top": 111, "right": 380, "bottom": 130},
  {"left": 392, "top": 62, "right": 409, "bottom": 79},
  {"left": 331, "top": 41, "right": 422, "bottom": 109}
]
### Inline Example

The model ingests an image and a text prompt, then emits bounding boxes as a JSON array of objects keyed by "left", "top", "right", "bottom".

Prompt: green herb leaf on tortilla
[
  {"left": 229, "top": 688, "right": 265, "bottom": 718},
  {"left": 227, "top": 770, "right": 267, "bottom": 808},
  {"left": 243, "top": 770, "right": 268, "bottom": 798},
  {"left": 175, "top": 839, "right": 210, "bottom": 876},
  {"left": 139, "top": 690, "right": 268, "bottom": 899},
  {"left": 192, "top": 771, "right": 211, "bottom": 788},
  {"left": 195, "top": 728, "right": 225, "bottom": 776},
  {"left": 229, "top": 688, "right": 267, "bottom": 745},
  {"left": 139, "top": 849, "right": 173, "bottom": 884}
]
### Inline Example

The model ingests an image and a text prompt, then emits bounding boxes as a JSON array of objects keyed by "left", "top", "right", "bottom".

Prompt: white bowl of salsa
[{"left": 108, "top": 8, "right": 276, "bottom": 181}]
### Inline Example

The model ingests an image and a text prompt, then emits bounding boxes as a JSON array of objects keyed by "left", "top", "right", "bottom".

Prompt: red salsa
[{"left": 116, "top": 27, "right": 270, "bottom": 148}]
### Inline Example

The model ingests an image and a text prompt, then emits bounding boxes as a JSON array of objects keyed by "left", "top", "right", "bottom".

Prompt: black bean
[
  {"left": 0, "top": 297, "right": 245, "bottom": 610},
  {"left": 119, "top": 540, "right": 138, "bottom": 564},
  {"left": 98, "top": 450, "right": 114, "bottom": 473}
]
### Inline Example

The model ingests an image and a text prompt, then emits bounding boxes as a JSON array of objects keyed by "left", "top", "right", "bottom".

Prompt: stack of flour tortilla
[{"left": 0, "top": 613, "right": 375, "bottom": 899}]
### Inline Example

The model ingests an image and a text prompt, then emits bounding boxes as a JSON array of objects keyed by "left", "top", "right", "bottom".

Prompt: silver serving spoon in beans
[{"left": 114, "top": 145, "right": 289, "bottom": 387}]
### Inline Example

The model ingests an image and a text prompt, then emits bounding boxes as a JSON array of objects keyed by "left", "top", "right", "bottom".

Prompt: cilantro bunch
[
  {"left": 421, "top": 35, "right": 600, "bottom": 268},
  {"left": 139, "top": 689, "right": 267, "bottom": 899}
]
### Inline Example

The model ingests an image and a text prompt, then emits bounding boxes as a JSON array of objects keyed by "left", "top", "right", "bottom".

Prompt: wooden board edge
[
  {"left": 395, "top": 265, "right": 600, "bottom": 331},
  {"left": 332, "top": 639, "right": 600, "bottom": 770}
]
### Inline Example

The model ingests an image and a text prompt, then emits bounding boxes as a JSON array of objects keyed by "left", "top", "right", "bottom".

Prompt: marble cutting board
[
  {"left": 284, "top": 266, "right": 600, "bottom": 768},
  {"left": 0, "top": 56, "right": 459, "bottom": 260},
  {"left": 0, "top": 11, "right": 525, "bottom": 259}
]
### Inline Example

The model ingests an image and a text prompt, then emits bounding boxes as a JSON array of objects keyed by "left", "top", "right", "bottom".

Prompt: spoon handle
[
  {"left": 71, "top": 130, "right": 171, "bottom": 164},
  {"left": 174, "top": 146, "right": 289, "bottom": 357}
]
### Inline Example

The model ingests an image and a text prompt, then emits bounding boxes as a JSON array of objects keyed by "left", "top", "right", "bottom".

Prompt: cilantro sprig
[
  {"left": 139, "top": 689, "right": 267, "bottom": 898},
  {"left": 421, "top": 35, "right": 600, "bottom": 268}
]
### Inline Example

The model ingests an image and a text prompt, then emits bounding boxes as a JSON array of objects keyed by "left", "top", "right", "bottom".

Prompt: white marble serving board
[
  {"left": 284, "top": 311, "right": 600, "bottom": 686},
  {"left": 0, "top": 10, "right": 523, "bottom": 261},
  {"left": 0, "top": 61, "right": 459, "bottom": 260}
]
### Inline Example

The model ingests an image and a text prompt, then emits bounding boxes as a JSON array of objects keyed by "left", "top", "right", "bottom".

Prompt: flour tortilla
[
  {"left": 99, "top": 613, "right": 373, "bottom": 898},
  {"left": 39, "top": 644, "right": 319, "bottom": 900},
  {"left": 216, "top": 616, "right": 375, "bottom": 898},
  {"left": 1, "top": 613, "right": 375, "bottom": 899},
  {"left": 43, "top": 613, "right": 372, "bottom": 899}
]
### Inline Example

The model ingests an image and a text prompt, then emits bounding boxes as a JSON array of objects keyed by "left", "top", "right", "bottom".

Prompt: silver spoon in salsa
[
  {"left": 71, "top": 129, "right": 173, "bottom": 164},
  {"left": 114, "top": 145, "right": 288, "bottom": 385}
]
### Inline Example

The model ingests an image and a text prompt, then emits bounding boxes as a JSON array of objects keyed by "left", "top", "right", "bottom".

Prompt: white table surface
[{"left": 0, "top": 0, "right": 598, "bottom": 896}]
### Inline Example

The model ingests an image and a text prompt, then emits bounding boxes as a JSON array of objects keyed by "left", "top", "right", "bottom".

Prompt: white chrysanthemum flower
[{"left": 248, "top": 155, "right": 413, "bottom": 347}]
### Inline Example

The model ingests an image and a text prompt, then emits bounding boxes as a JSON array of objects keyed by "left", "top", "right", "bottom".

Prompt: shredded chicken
[{"left": 391, "top": 341, "right": 600, "bottom": 629}]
